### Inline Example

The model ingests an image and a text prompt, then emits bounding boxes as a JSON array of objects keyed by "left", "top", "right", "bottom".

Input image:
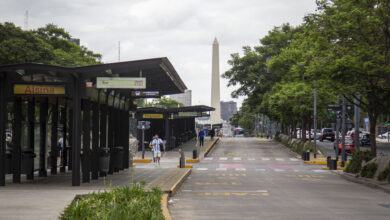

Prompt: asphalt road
[
  {"left": 169, "top": 138, "right": 390, "bottom": 220},
  {"left": 316, "top": 140, "right": 390, "bottom": 157}
]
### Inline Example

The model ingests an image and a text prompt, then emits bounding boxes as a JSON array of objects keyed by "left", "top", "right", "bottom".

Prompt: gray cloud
[{"left": 0, "top": 0, "right": 317, "bottom": 107}]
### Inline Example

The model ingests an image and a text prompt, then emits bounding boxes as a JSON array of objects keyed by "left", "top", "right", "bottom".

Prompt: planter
[{"left": 21, "top": 151, "right": 36, "bottom": 174}]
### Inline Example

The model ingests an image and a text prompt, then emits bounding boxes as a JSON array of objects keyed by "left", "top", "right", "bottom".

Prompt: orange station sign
[{"left": 13, "top": 84, "right": 66, "bottom": 95}]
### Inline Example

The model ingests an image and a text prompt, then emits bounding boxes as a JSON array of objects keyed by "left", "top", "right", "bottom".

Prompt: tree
[
  {"left": 138, "top": 97, "right": 184, "bottom": 109},
  {"left": 0, "top": 22, "right": 102, "bottom": 66}
]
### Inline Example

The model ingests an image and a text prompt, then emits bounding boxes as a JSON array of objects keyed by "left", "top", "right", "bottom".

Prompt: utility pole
[
  {"left": 335, "top": 95, "right": 340, "bottom": 159},
  {"left": 354, "top": 94, "right": 360, "bottom": 150},
  {"left": 313, "top": 82, "right": 317, "bottom": 158},
  {"left": 341, "top": 96, "right": 346, "bottom": 167}
]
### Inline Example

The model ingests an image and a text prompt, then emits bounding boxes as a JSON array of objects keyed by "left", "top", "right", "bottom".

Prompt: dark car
[
  {"left": 361, "top": 134, "right": 370, "bottom": 146},
  {"left": 320, "top": 128, "right": 335, "bottom": 142}
]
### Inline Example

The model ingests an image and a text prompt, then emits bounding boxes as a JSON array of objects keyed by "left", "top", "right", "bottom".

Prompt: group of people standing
[{"left": 197, "top": 128, "right": 220, "bottom": 146}]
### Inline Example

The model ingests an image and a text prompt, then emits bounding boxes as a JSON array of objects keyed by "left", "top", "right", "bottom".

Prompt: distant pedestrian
[
  {"left": 210, "top": 129, "right": 215, "bottom": 140},
  {"left": 198, "top": 129, "right": 205, "bottom": 146},
  {"left": 150, "top": 134, "right": 163, "bottom": 165}
]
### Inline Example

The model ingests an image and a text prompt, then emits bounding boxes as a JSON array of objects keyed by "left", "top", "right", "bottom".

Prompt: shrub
[
  {"left": 345, "top": 150, "right": 372, "bottom": 174},
  {"left": 360, "top": 163, "right": 378, "bottom": 178},
  {"left": 378, "top": 162, "right": 390, "bottom": 181},
  {"left": 60, "top": 185, "right": 164, "bottom": 220}
]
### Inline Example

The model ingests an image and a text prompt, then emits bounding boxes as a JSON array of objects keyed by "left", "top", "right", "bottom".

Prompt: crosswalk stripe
[
  {"left": 235, "top": 168, "right": 246, "bottom": 171},
  {"left": 216, "top": 168, "right": 227, "bottom": 171},
  {"left": 256, "top": 169, "right": 266, "bottom": 171},
  {"left": 197, "top": 168, "right": 208, "bottom": 171},
  {"left": 261, "top": 158, "right": 270, "bottom": 161},
  {"left": 312, "top": 170, "right": 327, "bottom": 173},
  {"left": 233, "top": 157, "right": 241, "bottom": 161},
  {"left": 275, "top": 158, "right": 284, "bottom": 161},
  {"left": 205, "top": 157, "right": 213, "bottom": 160},
  {"left": 248, "top": 158, "right": 255, "bottom": 161},
  {"left": 273, "top": 169, "right": 285, "bottom": 172},
  {"left": 289, "top": 158, "right": 299, "bottom": 161},
  {"left": 219, "top": 157, "right": 228, "bottom": 160}
]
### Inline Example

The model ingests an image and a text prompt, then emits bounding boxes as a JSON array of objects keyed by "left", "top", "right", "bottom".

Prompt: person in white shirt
[{"left": 150, "top": 134, "right": 163, "bottom": 165}]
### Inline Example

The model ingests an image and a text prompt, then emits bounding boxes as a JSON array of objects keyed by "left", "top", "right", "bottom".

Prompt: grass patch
[
  {"left": 345, "top": 150, "right": 372, "bottom": 174},
  {"left": 60, "top": 184, "right": 164, "bottom": 220},
  {"left": 360, "top": 163, "right": 378, "bottom": 178},
  {"left": 378, "top": 162, "right": 390, "bottom": 182}
]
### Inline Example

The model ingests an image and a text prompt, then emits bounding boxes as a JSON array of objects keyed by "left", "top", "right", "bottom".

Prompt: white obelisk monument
[{"left": 210, "top": 38, "right": 222, "bottom": 124}]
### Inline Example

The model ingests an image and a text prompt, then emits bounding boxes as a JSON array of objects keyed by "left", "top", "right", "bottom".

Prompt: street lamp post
[{"left": 313, "top": 81, "right": 317, "bottom": 158}]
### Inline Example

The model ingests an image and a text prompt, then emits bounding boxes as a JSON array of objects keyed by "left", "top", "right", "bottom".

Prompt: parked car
[
  {"left": 361, "top": 134, "right": 370, "bottom": 146},
  {"left": 320, "top": 128, "right": 335, "bottom": 142},
  {"left": 378, "top": 131, "right": 390, "bottom": 139},
  {"left": 338, "top": 137, "right": 355, "bottom": 154}
]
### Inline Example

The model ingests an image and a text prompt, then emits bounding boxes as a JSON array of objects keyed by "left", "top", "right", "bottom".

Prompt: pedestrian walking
[
  {"left": 210, "top": 129, "right": 215, "bottom": 140},
  {"left": 198, "top": 129, "right": 205, "bottom": 146},
  {"left": 150, "top": 134, "right": 163, "bottom": 165}
]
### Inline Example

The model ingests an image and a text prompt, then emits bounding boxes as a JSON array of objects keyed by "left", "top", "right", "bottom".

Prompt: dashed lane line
[
  {"left": 216, "top": 168, "right": 227, "bottom": 171},
  {"left": 235, "top": 168, "right": 246, "bottom": 171},
  {"left": 196, "top": 168, "right": 208, "bottom": 171},
  {"left": 233, "top": 157, "right": 242, "bottom": 161},
  {"left": 205, "top": 157, "right": 213, "bottom": 160},
  {"left": 219, "top": 157, "right": 228, "bottom": 161}
]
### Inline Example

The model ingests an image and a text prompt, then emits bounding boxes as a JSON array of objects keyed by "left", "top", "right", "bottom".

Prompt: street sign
[
  {"left": 137, "top": 121, "right": 150, "bottom": 129},
  {"left": 96, "top": 77, "right": 146, "bottom": 89},
  {"left": 14, "top": 84, "right": 66, "bottom": 95},
  {"left": 142, "top": 114, "right": 163, "bottom": 119},
  {"left": 131, "top": 90, "right": 159, "bottom": 97},
  {"left": 364, "top": 118, "right": 369, "bottom": 125}
]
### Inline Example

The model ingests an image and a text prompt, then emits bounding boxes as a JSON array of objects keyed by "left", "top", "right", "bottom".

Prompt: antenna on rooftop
[{"left": 24, "top": 10, "right": 28, "bottom": 30}]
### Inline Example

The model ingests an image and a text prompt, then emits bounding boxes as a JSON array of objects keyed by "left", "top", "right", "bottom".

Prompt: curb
[
  {"left": 336, "top": 172, "right": 390, "bottom": 194},
  {"left": 170, "top": 168, "right": 191, "bottom": 196},
  {"left": 204, "top": 138, "right": 220, "bottom": 157},
  {"left": 186, "top": 158, "right": 200, "bottom": 163},
  {"left": 161, "top": 193, "right": 172, "bottom": 220},
  {"left": 177, "top": 164, "right": 193, "bottom": 168},
  {"left": 133, "top": 158, "right": 152, "bottom": 163}
]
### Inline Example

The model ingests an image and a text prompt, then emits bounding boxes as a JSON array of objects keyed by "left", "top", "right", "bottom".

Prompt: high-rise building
[
  {"left": 210, "top": 38, "right": 222, "bottom": 124},
  {"left": 169, "top": 89, "right": 192, "bottom": 106},
  {"left": 220, "top": 101, "right": 237, "bottom": 122}
]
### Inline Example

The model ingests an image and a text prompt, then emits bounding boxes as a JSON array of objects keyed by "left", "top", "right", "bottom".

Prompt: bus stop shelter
[
  {"left": 0, "top": 57, "right": 186, "bottom": 186},
  {"left": 136, "top": 105, "right": 214, "bottom": 150}
]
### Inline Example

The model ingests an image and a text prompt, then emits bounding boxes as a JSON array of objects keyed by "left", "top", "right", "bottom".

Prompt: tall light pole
[
  {"left": 354, "top": 94, "right": 360, "bottom": 150},
  {"left": 313, "top": 81, "right": 317, "bottom": 158}
]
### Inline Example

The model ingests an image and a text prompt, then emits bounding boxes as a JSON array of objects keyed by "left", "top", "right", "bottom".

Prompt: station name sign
[
  {"left": 142, "top": 114, "right": 163, "bottom": 119},
  {"left": 14, "top": 84, "right": 66, "bottom": 95},
  {"left": 96, "top": 77, "right": 146, "bottom": 89},
  {"left": 178, "top": 112, "right": 200, "bottom": 117}
]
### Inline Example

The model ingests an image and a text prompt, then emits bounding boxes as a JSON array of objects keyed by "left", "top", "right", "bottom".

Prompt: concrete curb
[
  {"left": 161, "top": 193, "right": 172, "bottom": 220},
  {"left": 336, "top": 171, "right": 390, "bottom": 194},
  {"left": 204, "top": 138, "right": 220, "bottom": 157},
  {"left": 133, "top": 158, "right": 152, "bottom": 163},
  {"left": 170, "top": 168, "right": 191, "bottom": 196}
]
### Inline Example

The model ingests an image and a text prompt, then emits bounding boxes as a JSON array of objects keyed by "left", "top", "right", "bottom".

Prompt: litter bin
[
  {"left": 21, "top": 151, "right": 36, "bottom": 174},
  {"left": 326, "top": 156, "right": 331, "bottom": 168},
  {"left": 5, "top": 153, "right": 12, "bottom": 174},
  {"left": 193, "top": 149, "right": 198, "bottom": 159},
  {"left": 112, "top": 146, "right": 124, "bottom": 172},
  {"left": 304, "top": 151, "right": 310, "bottom": 161},
  {"left": 99, "top": 148, "right": 110, "bottom": 173},
  {"left": 329, "top": 159, "right": 338, "bottom": 170}
]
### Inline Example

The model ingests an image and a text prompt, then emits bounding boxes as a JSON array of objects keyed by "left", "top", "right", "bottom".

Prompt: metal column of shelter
[
  {"left": 51, "top": 98, "right": 59, "bottom": 175},
  {"left": 82, "top": 99, "right": 91, "bottom": 183},
  {"left": 99, "top": 93, "right": 108, "bottom": 177},
  {"left": 165, "top": 115, "right": 171, "bottom": 150},
  {"left": 71, "top": 77, "right": 82, "bottom": 186},
  {"left": 12, "top": 97, "right": 22, "bottom": 183},
  {"left": 27, "top": 99, "right": 35, "bottom": 179},
  {"left": 39, "top": 99, "right": 48, "bottom": 177},
  {"left": 0, "top": 75, "right": 6, "bottom": 186},
  {"left": 91, "top": 94, "right": 100, "bottom": 179},
  {"left": 60, "top": 103, "right": 67, "bottom": 173},
  {"left": 68, "top": 109, "right": 73, "bottom": 171}
]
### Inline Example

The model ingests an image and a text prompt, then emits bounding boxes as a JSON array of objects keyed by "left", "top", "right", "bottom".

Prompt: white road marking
[
  {"left": 289, "top": 158, "right": 299, "bottom": 161},
  {"left": 275, "top": 158, "right": 284, "bottom": 161},
  {"left": 261, "top": 158, "right": 270, "bottom": 161},
  {"left": 216, "top": 168, "right": 227, "bottom": 171},
  {"left": 233, "top": 157, "right": 241, "bottom": 161},
  {"left": 256, "top": 169, "right": 266, "bottom": 171},
  {"left": 294, "top": 170, "right": 300, "bottom": 172},
  {"left": 219, "top": 157, "right": 228, "bottom": 160},
  {"left": 235, "top": 168, "right": 246, "bottom": 171},
  {"left": 312, "top": 170, "right": 327, "bottom": 173},
  {"left": 248, "top": 158, "right": 256, "bottom": 161},
  {"left": 273, "top": 169, "right": 285, "bottom": 172},
  {"left": 182, "top": 189, "right": 193, "bottom": 192},
  {"left": 205, "top": 157, "right": 213, "bottom": 160},
  {"left": 197, "top": 168, "right": 208, "bottom": 171}
]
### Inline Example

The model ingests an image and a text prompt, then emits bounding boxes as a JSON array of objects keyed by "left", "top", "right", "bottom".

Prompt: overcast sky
[{"left": 0, "top": 0, "right": 317, "bottom": 108}]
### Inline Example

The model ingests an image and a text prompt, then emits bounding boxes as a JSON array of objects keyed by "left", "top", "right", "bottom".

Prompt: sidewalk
[{"left": 0, "top": 167, "right": 184, "bottom": 220}]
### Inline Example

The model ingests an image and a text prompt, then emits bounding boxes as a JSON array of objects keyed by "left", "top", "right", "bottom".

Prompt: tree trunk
[
  {"left": 302, "top": 117, "right": 307, "bottom": 142},
  {"left": 368, "top": 111, "right": 377, "bottom": 157},
  {"left": 293, "top": 121, "right": 297, "bottom": 139}
]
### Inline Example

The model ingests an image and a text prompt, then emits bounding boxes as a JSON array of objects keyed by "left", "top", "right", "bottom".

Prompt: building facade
[
  {"left": 169, "top": 89, "right": 192, "bottom": 106},
  {"left": 220, "top": 101, "right": 237, "bottom": 122}
]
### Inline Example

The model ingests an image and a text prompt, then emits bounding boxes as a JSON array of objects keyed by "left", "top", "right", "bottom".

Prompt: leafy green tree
[
  {"left": 0, "top": 22, "right": 101, "bottom": 66},
  {"left": 138, "top": 97, "right": 184, "bottom": 109}
]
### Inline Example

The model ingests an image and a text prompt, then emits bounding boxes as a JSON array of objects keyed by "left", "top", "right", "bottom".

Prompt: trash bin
[
  {"left": 21, "top": 151, "right": 36, "bottom": 174},
  {"left": 329, "top": 159, "right": 338, "bottom": 170},
  {"left": 304, "top": 151, "right": 310, "bottom": 161},
  {"left": 5, "top": 153, "right": 12, "bottom": 174},
  {"left": 112, "top": 146, "right": 124, "bottom": 172},
  {"left": 326, "top": 156, "right": 331, "bottom": 168},
  {"left": 99, "top": 148, "right": 110, "bottom": 173},
  {"left": 193, "top": 149, "right": 198, "bottom": 159}
]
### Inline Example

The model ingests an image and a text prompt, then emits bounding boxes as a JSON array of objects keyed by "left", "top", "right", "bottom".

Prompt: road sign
[
  {"left": 96, "top": 77, "right": 146, "bottom": 89},
  {"left": 14, "top": 84, "right": 66, "bottom": 95},
  {"left": 137, "top": 121, "right": 151, "bottom": 129},
  {"left": 364, "top": 118, "right": 369, "bottom": 125},
  {"left": 131, "top": 90, "right": 159, "bottom": 97}
]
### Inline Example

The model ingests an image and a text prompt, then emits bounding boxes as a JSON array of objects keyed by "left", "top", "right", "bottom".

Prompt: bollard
[
  {"left": 327, "top": 156, "right": 331, "bottom": 168},
  {"left": 179, "top": 148, "right": 185, "bottom": 168},
  {"left": 193, "top": 149, "right": 198, "bottom": 159},
  {"left": 301, "top": 152, "right": 306, "bottom": 161},
  {"left": 329, "top": 159, "right": 337, "bottom": 170}
]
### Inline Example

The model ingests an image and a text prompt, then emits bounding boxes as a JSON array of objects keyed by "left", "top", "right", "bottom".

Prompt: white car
[{"left": 379, "top": 132, "right": 390, "bottom": 139}]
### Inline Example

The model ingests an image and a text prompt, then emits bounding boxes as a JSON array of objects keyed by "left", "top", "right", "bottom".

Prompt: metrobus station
[
  {"left": 0, "top": 57, "right": 188, "bottom": 186},
  {"left": 135, "top": 105, "right": 215, "bottom": 152}
]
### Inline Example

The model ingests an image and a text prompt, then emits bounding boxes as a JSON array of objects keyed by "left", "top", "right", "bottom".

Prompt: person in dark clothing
[
  {"left": 210, "top": 129, "right": 215, "bottom": 140},
  {"left": 198, "top": 129, "right": 205, "bottom": 146}
]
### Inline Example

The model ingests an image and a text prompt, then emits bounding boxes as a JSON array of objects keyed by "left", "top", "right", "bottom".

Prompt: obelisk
[{"left": 210, "top": 38, "right": 221, "bottom": 124}]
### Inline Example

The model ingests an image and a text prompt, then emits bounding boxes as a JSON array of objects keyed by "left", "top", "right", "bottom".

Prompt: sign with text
[
  {"left": 96, "top": 77, "right": 146, "bottom": 89},
  {"left": 131, "top": 90, "right": 159, "bottom": 97},
  {"left": 142, "top": 114, "right": 163, "bottom": 119},
  {"left": 14, "top": 84, "right": 65, "bottom": 95},
  {"left": 178, "top": 112, "right": 200, "bottom": 117}
]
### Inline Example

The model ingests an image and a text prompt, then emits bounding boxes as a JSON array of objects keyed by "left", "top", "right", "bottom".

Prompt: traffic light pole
[{"left": 341, "top": 96, "right": 346, "bottom": 167}]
